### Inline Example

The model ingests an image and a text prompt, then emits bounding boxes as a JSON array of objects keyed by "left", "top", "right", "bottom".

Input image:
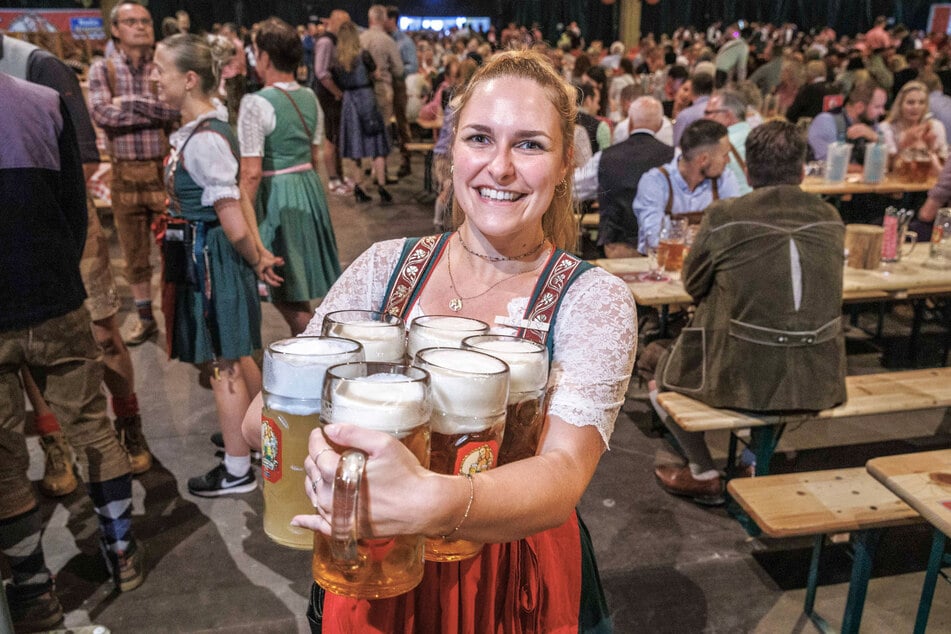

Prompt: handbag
[
  {"left": 358, "top": 101, "right": 386, "bottom": 135},
  {"left": 162, "top": 218, "right": 196, "bottom": 285}
]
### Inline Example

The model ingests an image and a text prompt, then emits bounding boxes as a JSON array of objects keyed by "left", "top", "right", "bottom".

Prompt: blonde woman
[{"left": 880, "top": 80, "right": 947, "bottom": 176}]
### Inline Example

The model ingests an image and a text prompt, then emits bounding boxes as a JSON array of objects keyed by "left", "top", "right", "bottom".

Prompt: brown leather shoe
[
  {"left": 654, "top": 464, "right": 724, "bottom": 506},
  {"left": 115, "top": 414, "right": 153, "bottom": 474},
  {"left": 39, "top": 432, "right": 78, "bottom": 497}
]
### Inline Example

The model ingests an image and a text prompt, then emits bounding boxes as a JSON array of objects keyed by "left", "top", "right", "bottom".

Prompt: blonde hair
[
  {"left": 159, "top": 33, "right": 232, "bottom": 96},
  {"left": 448, "top": 50, "right": 578, "bottom": 251},
  {"left": 887, "top": 80, "right": 930, "bottom": 126},
  {"left": 336, "top": 21, "right": 361, "bottom": 71}
]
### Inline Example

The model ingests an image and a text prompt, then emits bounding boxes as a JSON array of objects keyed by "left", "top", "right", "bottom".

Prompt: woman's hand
[
  {"left": 254, "top": 248, "right": 284, "bottom": 286},
  {"left": 292, "top": 424, "right": 436, "bottom": 538}
]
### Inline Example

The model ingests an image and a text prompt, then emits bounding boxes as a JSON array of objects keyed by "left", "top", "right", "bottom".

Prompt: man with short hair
[
  {"left": 633, "top": 119, "right": 740, "bottom": 254},
  {"left": 88, "top": 1, "right": 179, "bottom": 346},
  {"left": 807, "top": 79, "right": 887, "bottom": 162},
  {"left": 650, "top": 120, "right": 847, "bottom": 504},
  {"left": 575, "top": 96, "right": 675, "bottom": 258},
  {"left": 385, "top": 5, "right": 416, "bottom": 177},
  {"left": 672, "top": 71, "right": 714, "bottom": 147},
  {"left": 704, "top": 90, "right": 752, "bottom": 194},
  {"left": 0, "top": 71, "right": 146, "bottom": 632},
  {"left": 313, "top": 9, "right": 350, "bottom": 195},
  {"left": 360, "top": 4, "right": 404, "bottom": 180}
]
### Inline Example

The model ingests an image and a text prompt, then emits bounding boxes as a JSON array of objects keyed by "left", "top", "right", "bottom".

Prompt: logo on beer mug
[{"left": 261, "top": 417, "right": 282, "bottom": 483}]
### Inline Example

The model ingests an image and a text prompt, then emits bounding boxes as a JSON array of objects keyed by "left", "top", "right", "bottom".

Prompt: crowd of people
[{"left": 2, "top": 3, "right": 949, "bottom": 631}]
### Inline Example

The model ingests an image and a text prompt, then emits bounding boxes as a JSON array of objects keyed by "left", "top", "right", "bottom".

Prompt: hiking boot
[
  {"left": 7, "top": 587, "right": 64, "bottom": 633},
  {"left": 187, "top": 462, "right": 256, "bottom": 497},
  {"left": 115, "top": 414, "right": 152, "bottom": 474},
  {"left": 39, "top": 432, "right": 78, "bottom": 497},
  {"left": 103, "top": 538, "right": 146, "bottom": 592},
  {"left": 123, "top": 319, "right": 157, "bottom": 346}
]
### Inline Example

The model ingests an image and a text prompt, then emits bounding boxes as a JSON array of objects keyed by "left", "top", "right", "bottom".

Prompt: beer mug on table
[
  {"left": 261, "top": 337, "right": 363, "bottom": 549},
  {"left": 406, "top": 315, "right": 489, "bottom": 360},
  {"left": 414, "top": 348, "right": 509, "bottom": 562},
  {"left": 314, "top": 362, "right": 432, "bottom": 599},
  {"left": 881, "top": 208, "right": 917, "bottom": 263},
  {"left": 926, "top": 207, "right": 951, "bottom": 269},
  {"left": 463, "top": 335, "right": 548, "bottom": 465},
  {"left": 322, "top": 309, "right": 405, "bottom": 362},
  {"left": 656, "top": 216, "right": 688, "bottom": 274}
]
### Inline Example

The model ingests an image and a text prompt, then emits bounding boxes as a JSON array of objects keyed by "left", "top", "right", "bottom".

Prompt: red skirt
[{"left": 321, "top": 513, "right": 597, "bottom": 633}]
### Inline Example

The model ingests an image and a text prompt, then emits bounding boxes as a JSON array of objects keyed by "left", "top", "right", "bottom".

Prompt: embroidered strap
[
  {"left": 382, "top": 233, "right": 452, "bottom": 318},
  {"left": 517, "top": 250, "right": 593, "bottom": 354},
  {"left": 273, "top": 85, "right": 313, "bottom": 140}
]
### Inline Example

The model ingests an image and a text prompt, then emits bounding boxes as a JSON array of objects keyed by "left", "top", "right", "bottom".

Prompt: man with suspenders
[{"left": 632, "top": 119, "right": 741, "bottom": 255}]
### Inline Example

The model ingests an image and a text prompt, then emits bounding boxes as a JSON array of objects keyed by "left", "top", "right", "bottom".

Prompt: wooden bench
[
  {"left": 405, "top": 141, "right": 435, "bottom": 154},
  {"left": 729, "top": 468, "right": 922, "bottom": 634},
  {"left": 657, "top": 368, "right": 951, "bottom": 476}
]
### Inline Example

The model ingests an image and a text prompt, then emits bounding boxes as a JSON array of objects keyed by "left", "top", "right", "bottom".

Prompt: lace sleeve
[
  {"left": 546, "top": 268, "right": 638, "bottom": 448},
  {"left": 302, "top": 238, "right": 407, "bottom": 335},
  {"left": 237, "top": 93, "right": 275, "bottom": 157}
]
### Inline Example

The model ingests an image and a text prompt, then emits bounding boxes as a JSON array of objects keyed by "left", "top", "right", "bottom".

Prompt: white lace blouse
[
  {"left": 303, "top": 238, "right": 638, "bottom": 447},
  {"left": 237, "top": 81, "right": 324, "bottom": 157}
]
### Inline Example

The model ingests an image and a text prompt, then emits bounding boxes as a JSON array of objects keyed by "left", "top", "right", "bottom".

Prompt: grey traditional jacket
[{"left": 657, "top": 184, "right": 848, "bottom": 411}]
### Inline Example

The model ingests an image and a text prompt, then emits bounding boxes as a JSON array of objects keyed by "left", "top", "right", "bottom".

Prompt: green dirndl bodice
[
  {"left": 166, "top": 118, "right": 261, "bottom": 363},
  {"left": 255, "top": 86, "right": 341, "bottom": 303}
]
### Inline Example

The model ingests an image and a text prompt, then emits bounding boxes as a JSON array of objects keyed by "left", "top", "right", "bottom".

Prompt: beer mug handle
[
  {"left": 330, "top": 449, "right": 366, "bottom": 563},
  {"left": 903, "top": 232, "right": 918, "bottom": 256}
]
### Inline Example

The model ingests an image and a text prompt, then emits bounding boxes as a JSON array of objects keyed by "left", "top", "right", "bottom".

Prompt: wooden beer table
[
  {"left": 867, "top": 450, "right": 951, "bottom": 633},
  {"left": 800, "top": 174, "right": 936, "bottom": 196}
]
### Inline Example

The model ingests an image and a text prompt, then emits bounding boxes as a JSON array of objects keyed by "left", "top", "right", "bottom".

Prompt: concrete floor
[{"left": 10, "top": 156, "right": 951, "bottom": 633}]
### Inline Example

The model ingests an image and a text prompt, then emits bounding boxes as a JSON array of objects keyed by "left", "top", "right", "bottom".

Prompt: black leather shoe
[
  {"left": 378, "top": 185, "right": 393, "bottom": 205},
  {"left": 354, "top": 185, "right": 371, "bottom": 203},
  {"left": 397, "top": 164, "right": 412, "bottom": 178}
]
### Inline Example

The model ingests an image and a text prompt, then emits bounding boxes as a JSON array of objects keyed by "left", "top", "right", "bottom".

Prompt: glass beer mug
[
  {"left": 406, "top": 315, "right": 489, "bottom": 360},
  {"left": 926, "top": 207, "right": 951, "bottom": 269},
  {"left": 414, "top": 348, "right": 509, "bottom": 562},
  {"left": 314, "top": 362, "right": 432, "bottom": 599},
  {"left": 321, "top": 309, "right": 405, "bottom": 362},
  {"left": 261, "top": 337, "right": 364, "bottom": 549},
  {"left": 462, "top": 335, "right": 548, "bottom": 465}
]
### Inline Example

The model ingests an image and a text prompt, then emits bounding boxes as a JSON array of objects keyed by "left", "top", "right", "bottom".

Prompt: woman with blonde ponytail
[{"left": 151, "top": 33, "right": 282, "bottom": 497}]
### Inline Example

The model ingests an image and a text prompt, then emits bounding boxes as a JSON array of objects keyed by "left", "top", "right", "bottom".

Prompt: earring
[
  {"left": 555, "top": 179, "right": 568, "bottom": 198},
  {"left": 450, "top": 163, "right": 454, "bottom": 175}
]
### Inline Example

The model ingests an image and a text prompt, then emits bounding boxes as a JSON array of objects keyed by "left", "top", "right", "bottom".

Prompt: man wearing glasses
[{"left": 88, "top": 1, "right": 179, "bottom": 347}]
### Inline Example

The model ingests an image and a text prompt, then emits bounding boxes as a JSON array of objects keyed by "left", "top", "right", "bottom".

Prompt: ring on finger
[{"left": 312, "top": 448, "right": 331, "bottom": 464}]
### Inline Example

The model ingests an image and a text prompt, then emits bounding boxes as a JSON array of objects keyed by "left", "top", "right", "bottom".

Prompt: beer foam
[
  {"left": 465, "top": 339, "right": 548, "bottom": 396},
  {"left": 326, "top": 373, "right": 429, "bottom": 432},
  {"left": 329, "top": 321, "right": 405, "bottom": 362},
  {"left": 264, "top": 337, "right": 363, "bottom": 399},
  {"left": 407, "top": 316, "right": 488, "bottom": 356},
  {"left": 418, "top": 348, "right": 509, "bottom": 418}
]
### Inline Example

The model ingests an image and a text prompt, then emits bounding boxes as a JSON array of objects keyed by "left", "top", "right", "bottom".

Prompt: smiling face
[
  {"left": 150, "top": 44, "right": 188, "bottom": 108},
  {"left": 451, "top": 75, "right": 568, "bottom": 245}
]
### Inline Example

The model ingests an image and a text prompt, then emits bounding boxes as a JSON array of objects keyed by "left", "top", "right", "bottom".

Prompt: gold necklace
[
  {"left": 458, "top": 232, "right": 547, "bottom": 262},
  {"left": 446, "top": 239, "right": 548, "bottom": 312}
]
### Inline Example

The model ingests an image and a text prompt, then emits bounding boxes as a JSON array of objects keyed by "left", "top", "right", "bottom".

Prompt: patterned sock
[
  {"left": 224, "top": 453, "right": 251, "bottom": 478},
  {"left": 111, "top": 393, "right": 140, "bottom": 418},
  {"left": 34, "top": 412, "right": 62, "bottom": 436},
  {"left": 0, "top": 507, "right": 52, "bottom": 601},
  {"left": 134, "top": 299, "right": 154, "bottom": 323},
  {"left": 86, "top": 474, "right": 133, "bottom": 554}
]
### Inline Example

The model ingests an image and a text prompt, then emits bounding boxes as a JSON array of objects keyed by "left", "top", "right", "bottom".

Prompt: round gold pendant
[{"left": 448, "top": 297, "right": 463, "bottom": 312}]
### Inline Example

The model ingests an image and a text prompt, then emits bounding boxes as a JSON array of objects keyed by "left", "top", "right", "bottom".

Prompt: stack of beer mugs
[
  {"left": 261, "top": 337, "right": 363, "bottom": 549},
  {"left": 415, "top": 347, "right": 509, "bottom": 561},
  {"left": 261, "top": 313, "right": 552, "bottom": 598}
]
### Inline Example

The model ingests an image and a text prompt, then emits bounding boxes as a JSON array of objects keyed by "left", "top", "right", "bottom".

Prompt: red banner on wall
[{"left": 0, "top": 9, "right": 106, "bottom": 40}]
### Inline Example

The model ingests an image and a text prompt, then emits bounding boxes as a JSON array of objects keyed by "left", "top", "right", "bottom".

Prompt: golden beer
[
  {"left": 462, "top": 336, "right": 549, "bottom": 465},
  {"left": 415, "top": 348, "right": 509, "bottom": 562},
  {"left": 261, "top": 337, "right": 363, "bottom": 549},
  {"left": 312, "top": 363, "right": 432, "bottom": 599}
]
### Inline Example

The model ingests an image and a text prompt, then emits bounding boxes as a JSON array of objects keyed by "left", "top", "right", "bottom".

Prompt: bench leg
[
  {"left": 803, "top": 529, "right": 880, "bottom": 634},
  {"left": 914, "top": 528, "right": 948, "bottom": 634},
  {"left": 750, "top": 425, "right": 784, "bottom": 476}
]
